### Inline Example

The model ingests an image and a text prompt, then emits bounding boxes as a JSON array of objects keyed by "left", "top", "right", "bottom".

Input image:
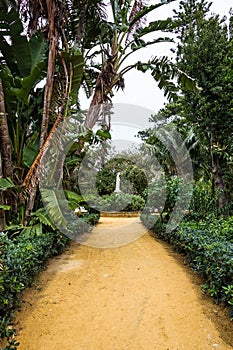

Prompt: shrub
[
  {"left": 187, "top": 179, "right": 217, "bottom": 220},
  {"left": 143, "top": 176, "right": 192, "bottom": 218},
  {"left": 88, "top": 193, "right": 145, "bottom": 212}
]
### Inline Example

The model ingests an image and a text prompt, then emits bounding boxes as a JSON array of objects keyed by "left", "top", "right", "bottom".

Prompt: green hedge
[
  {"left": 88, "top": 193, "right": 145, "bottom": 212},
  {"left": 141, "top": 214, "right": 233, "bottom": 318}
]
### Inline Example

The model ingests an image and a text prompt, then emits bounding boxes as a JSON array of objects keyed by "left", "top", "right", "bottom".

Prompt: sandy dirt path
[{"left": 13, "top": 217, "right": 233, "bottom": 350}]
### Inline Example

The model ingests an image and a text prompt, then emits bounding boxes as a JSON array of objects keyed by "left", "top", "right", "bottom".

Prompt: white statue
[{"left": 114, "top": 172, "right": 122, "bottom": 193}]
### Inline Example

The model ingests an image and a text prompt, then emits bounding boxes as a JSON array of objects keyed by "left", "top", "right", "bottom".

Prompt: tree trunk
[
  {"left": 210, "top": 127, "right": 228, "bottom": 210},
  {"left": 40, "top": 0, "right": 57, "bottom": 148},
  {"left": 0, "top": 151, "right": 6, "bottom": 231},
  {"left": 23, "top": 112, "right": 63, "bottom": 224},
  {"left": 24, "top": 0, "right": 58, "bottom": 224},
  {"left": 0, "top": 79, "right": 13, "bottom": 178},
  {"left": 0, "top": 78, "right": 13, "bottom": 229},
  {"left": 84, "top": 54, "right": 120, "bottom": 129}
]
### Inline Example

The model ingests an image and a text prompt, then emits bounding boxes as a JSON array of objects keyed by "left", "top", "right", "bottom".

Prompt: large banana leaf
[
  {"left": 0, "top": 8, "right": 47, "bottom": 104},
  {"left": 31, "top": 208, "right": 56, "bottom": 230},
  {"left": 17, "top": 33, "right": 47, "bottom": 102},
  {"left": 64, "top": 190, "right": 85, "bottom": 210},
  {"left": 23, "top": 132, "right": 40, "bottom": 168},
  {"left": 40, "top": 188, "right": 71, "bottom": 229},
  {"left": 135, "top": 18, "right": 177, "bottom": 38},
  {"left": 60, "top": 48, "right": 84, "bottom": 105},
  {"left": 21, "top": 223, "right": 43, "bottom": 237},
  {"left": 40, "top": 188, "right": 90, "bottom": 238},
  {"left": 136, "top": 56, "right": 199, "bottom": 101},
  {"left": 0, "top": 8, "right": 31, "bottom": 77},
  {"left": 0, "top": 177, "right": 15, "bottom": 191},
  {"left": 71, "top": 48, "right": 85, "bottom": 93},
  {"left": 128, "top": 1, "right": 176, "bottom": 28}
]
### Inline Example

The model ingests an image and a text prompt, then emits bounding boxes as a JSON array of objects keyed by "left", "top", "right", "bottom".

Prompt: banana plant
[
  {"left": 0, "top": 0, "right": 199, "bottom": 229},
  {"left": 0, "top": 6, "right": 48, "bottom": 173},
  {"left": 0, "top": 2, "right": 85, "bottom": 225},
  {"left": 80, "top": 0, "right": 199, "bottom": 129}
]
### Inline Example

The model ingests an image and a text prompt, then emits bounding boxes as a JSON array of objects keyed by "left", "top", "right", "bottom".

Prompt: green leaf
[
  {"left": 21, "top": 223, "right": 43, "bottom": 236},
  {"left": 0, "top": 8, "right": 31, "bottom": 77},
  {"left": 23, "top": 132, "right": 40, "bottom": 168},
  {"left": 65, "top": 190, "right": 84, "bottom": 204},
  {"left": 70, "top": 48, "right": 84, "bottom": 101},
  {"left": 136, "top": 18, "right": 177, "bottom": 38},
  {"left": 129, "top": 1, "right": 176, "bottom": 28},
  {"left": 65, "top": 157, "right": 82, "bottom": 167},
  {"left": 0, "top": 204, "right": 10, "bottom": 211},
  {"left": 0, "top": 178, "right": 15, "bottom": 191},
  {"left": 30, "top": 32, "right": 47, "bottom": 71},
  {"left": 40, "top": 188, "right": 69, "bottom": 228},
  {"left": 17, "top": 33, "right": 47, "bottom": 102},
  {"left": 96, "top": 129, "right": 112, "bottom": 140},
  {"left": 32, "top": 208, "right": 56, "bottom": 229}
]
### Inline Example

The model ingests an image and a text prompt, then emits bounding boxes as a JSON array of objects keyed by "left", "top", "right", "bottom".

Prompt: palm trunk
[{"left": 210, "top": 127, "right": 228, "bottom": 211}]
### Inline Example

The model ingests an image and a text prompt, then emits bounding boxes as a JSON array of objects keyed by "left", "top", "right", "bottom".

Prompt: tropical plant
[
  {"left": 0, "top": 0, "right": 199, "bottom": 230},
  {"left": 173, "top": 0, "right": 233, "bottom": 210},
  {"left": 81, "top": 0, "right": 198, "bottom": 128}
]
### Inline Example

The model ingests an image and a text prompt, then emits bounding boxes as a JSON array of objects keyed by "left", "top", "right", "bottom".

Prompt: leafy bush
[
  {"left": 143, "top": 176, "right": 192, "bottom": 217},
  {"left": 0, "top": 230, "right": 69, "bottom": 316},
  {"left": 187, "top": 179, "right": 217, "bottom": 220},
  {"left": 96, "top": 158, "right": 148, "bottom": 197},
  {"left": 88, "top": 193, "right": 145, "bottom": 212},
  {"left": 129, "top": 194, "right": 145, "bottom": 211}
]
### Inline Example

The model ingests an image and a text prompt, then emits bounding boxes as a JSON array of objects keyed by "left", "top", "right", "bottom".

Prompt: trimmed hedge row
[
  {"left": 87, "top": 193, "right": 145, "bottom": 212},
  {"left": 141, "top": 214, "right": 233, "bottom": 318}
]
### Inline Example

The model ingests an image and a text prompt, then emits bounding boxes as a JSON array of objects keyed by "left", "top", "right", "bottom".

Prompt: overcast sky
[{"left": 110, "top": 0, "right": 233, "bottom": 114}]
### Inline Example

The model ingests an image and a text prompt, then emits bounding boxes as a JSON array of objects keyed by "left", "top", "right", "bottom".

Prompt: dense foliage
[
  {"left": 0, "top": 230, "right": 69, "bottom": 348},
  {"left": 88, "top": 193, "right": 145, "bottom": 212},
  {"left": 174, "top": 0, "right": 233, "bottom": 208},
  {"left": 96, "top": 157, "right": 148, "bottom": 196},
  {"left": 140, "top": 0, "right": 233, "bottom": 210},
  {"left": 0, "top": 210, "right": 98, "bottom": 349}
]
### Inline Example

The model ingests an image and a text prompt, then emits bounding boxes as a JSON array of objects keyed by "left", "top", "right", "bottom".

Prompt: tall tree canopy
[{"left": 140, "top": 0, "right": 233, "bottom": 210}]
